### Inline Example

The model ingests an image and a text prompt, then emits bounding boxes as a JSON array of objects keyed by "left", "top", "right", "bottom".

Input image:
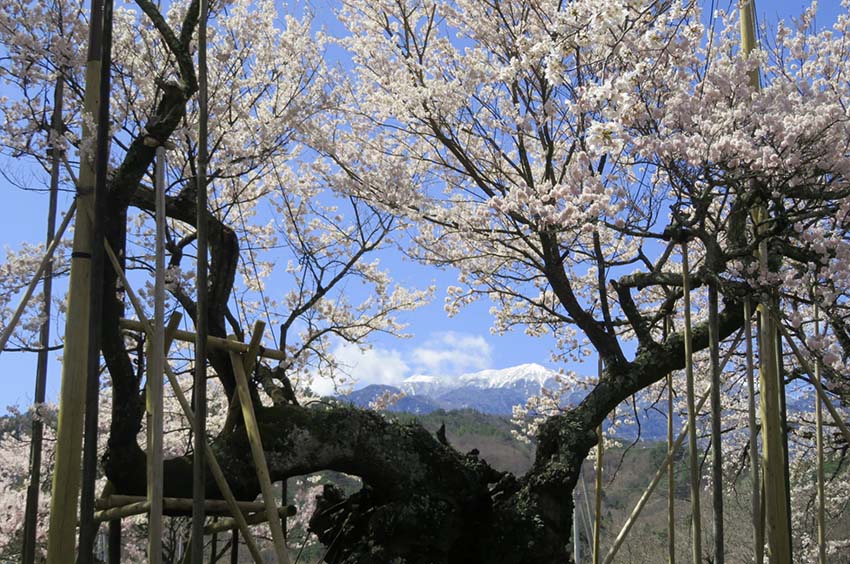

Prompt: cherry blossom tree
[{"left": 2, "top": 0, "right": 850, "bottom": 562}]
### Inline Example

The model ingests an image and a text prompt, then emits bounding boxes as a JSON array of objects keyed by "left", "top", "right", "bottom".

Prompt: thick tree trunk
[{"left": 103, "top": 294, "right": 742, "bottom": 564}]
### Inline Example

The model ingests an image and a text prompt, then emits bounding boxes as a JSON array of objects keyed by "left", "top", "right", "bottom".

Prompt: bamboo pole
[
  {"left": 108, "top": 519, "right": 121, "bottom": 564},
  {"left": 21, "top": 71, "right": 64, "bottom": 564},
  {"left": 739, "top": 2, "right": 792, "bottom": 562},
  {"left": 45, "top": 0, "right": 103, "bottom": 553},
  {"left": 103, "top": 242, "right": 265, "bottom": 563},
  {"left": 593, "top": 359, "right": 604, "bottom": 564},
  {"left": 204, "top": 506, "right": 295, "bottom": 535},
  {"left": 708, "top": 282, "right": 724, "bottom": 564},
  {"left": 146, "top": 145, "right": 167, "bottom": 564},
  {"left": 744, "top": 299, "right": 763, "bottom": 564},
  {"left": 665, "top": 317, "right": 675, "bottom": 564},
  {"left": 77, "top": 0, "right": 114, "bottom": 555},
  {"left": 814, "top": 305, "right": 826, "bottom": 564},
  {"left": 229, "top": 334, "right": 291, "bottom": 564},
  {"left": 193, "top": 0, "right": 211, "bottom": 558},
  {"left": 119, "top": 318, "right": 287, "bottom": 361},
  {"left": 97, "top": 495, "right": 280, "bottom": 514},
  {"left": 0, "top": 200, "right": 76, "bottom": 356},
  {"left": 681, "top": 241, "right": 702, "bottom": 564},
  {"left": 603, "top": 329, "right": 743, "bottom": 564}
]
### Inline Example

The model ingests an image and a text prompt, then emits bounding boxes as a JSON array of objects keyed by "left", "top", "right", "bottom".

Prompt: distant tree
[{"left": 1, "top": 0, "right": 849, "bottom": 563}]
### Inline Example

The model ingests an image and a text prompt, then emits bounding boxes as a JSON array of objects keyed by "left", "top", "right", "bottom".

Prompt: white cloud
[
  {"left": 311, "top": 331, "right": 493, "bottom": 395},
  {"left": 326, "top": 342, "right": 411, "bottom": 391},
  {"left": 410, "top": 331, "right": 492, "bottom": 375}
]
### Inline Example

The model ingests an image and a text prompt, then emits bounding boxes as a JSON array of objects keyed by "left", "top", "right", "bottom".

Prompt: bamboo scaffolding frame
[
  {"left": 681, "top": 241, "right": 702, "bottom": 564},
  {"left": 602, "top": 329, "right": 744, "bottom": 564},
  {"left": 229, "top": 332, "right": 291, "bottom": 564},
  {"left": 119, "top": 318, "right": 287, "bottom": 361},
  {"left": 0, "top": 200, "right": 76, "bottom": 356},
  {"left": 103, "top": 242, "right": 265, "bottom": 563}
]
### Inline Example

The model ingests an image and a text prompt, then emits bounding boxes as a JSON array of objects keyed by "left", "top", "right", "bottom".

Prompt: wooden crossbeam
[{"left": 119, "top": 318, "right": 286, "bottom": 361}]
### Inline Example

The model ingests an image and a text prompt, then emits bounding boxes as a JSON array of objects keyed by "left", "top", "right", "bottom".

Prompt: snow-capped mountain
[
  {"left": 341, "top": 362, "right": 674, "bottom": 440},
  {"left": 346, "top": 363, "right": 562, "bottom": 416},
  {"left": 401, "top": 363, "right": 558, "bottom": 397}
]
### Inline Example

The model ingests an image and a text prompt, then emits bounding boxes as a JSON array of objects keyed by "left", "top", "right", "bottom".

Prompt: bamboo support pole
[
  {"left": 593, "top": 358, "right": 604, "bottom": 564},
  {"left": 0, "top": 200, "right": 76, "bottom": 356},
  {"left": 814, "top": 305, "right": 826, "bottom": 564},
  {"left": 229, "top": 334, "right": 291, "bottom": 564},
  {"left": 667, "top": 369, "right": 675, "bottom": 564},
  {"left": 45, "top": 0, "right": 104, "bottom": 552},
  {"left": 744, "top": 299, "right": 763, "bottom": 564},
  {"left": 739, "top": 2, "right": 792, "bottom": 562},
  {"left": 97, "top": 495, "right": 280, "bottom": 514},
  {"left": 103, "top": 242, "right": 265, "bottom": 563},
  {"left": 574, "top": 498, "right": 581, "bottom": 563},
  {"left": 146, "top": 145, "right": 167, "bottom": 564},
  {"left": 94, "top": 501, "right": 151, "bottom": 523},
  {"left": 665, "top": 317, "right": 675, "bottom": 564},
  {"left": 603, "top": 330, "right": 743, "bottom": 564},
  {"left": 708, "top": 283, "right": 724, "bottom": 564},
  {"left": 681, "top": 241, "right": 702, "bottom": 564},
  {"left": 22, "top": 73, "right": 65, "bottom": 564},
  {"left": 193, "top": 0, "right": 211, "bottom": 558},
  {"left": 119, "top": 318, "right": 287, "bottom": 361},
  {"left": 204, "top": 506, "right": 295, "bottom": 535},
  {"left": 78, "top": 0, "right": 114, "bottom": 556}
]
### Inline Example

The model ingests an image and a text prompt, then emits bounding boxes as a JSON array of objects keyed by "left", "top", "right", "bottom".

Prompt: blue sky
[{"left": 0, "top": 0, "right": 843, "bottom": 409}]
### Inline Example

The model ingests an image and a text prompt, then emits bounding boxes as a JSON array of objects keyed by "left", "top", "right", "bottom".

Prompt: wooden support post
[
  {"left": 230, "top": 529, "right": 239, "bottom": 564},
  {"left": 593, "top": 359, "right": 604, "bottom": 564},
  {"left": 744, "top": 299, "right": 763, "bottom": 564},
  {"left": 22, "top": 73, "right": 65, "bottom": 564},
  {"left": 739, "top": 2, "right": 792, "bottom": 562},
  {"left": 229, "top": 335, "right": 291, "bottom": 564},
  {"left": 147, "top": 145, "right": 167, "bottom": 564},
  {"left": 103, "top": 242, "right": 265, "bottom": 563},
  {"left": 193, "top": 0, "right": 211, "bottom": 559},
  {"left": 814, "top": 305, "right": 826, "bottom": 564},
  {"left": 108, "top": 519, "right": 121, "bottom": 564},
  {"left": 45, "top": 0, "right": 103, "bottom": 552},
  {"left": 603, "top": 330, "right": 743, "bottom": 564},
  {"left": 681, "top": 241, "right": 702, "bottom": 564},
  {"left": 708, "top": 283, "right": 724, "bottom": 564},
  {"left": 665, "top": 317, "right": 675, "bottom": 564}
]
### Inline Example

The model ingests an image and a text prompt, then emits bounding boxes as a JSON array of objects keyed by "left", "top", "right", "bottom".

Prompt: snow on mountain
[{"left": 457, "top": 363, "right": 558, "bottom": 389}]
